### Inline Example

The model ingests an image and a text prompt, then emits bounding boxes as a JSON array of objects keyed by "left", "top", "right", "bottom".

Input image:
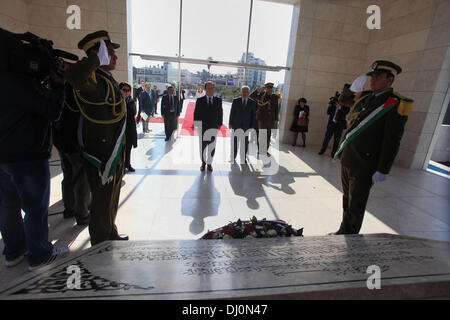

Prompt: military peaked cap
[
  {"left": 366, "top": 60, "right": 402, "bottom": 77},
  {"left": 78, "top": 30, "right": 120, "bottom": 53}
]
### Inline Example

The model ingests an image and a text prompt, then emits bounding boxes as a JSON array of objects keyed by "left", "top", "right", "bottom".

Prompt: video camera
[{"left": 0, "top": 27, "right": 79, "bottom": 82}]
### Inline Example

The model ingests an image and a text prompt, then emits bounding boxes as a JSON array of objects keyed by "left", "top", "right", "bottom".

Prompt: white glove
[
  {"left": 97, "top": 40, "right": 110, "bottom": 66},
  {"left": 350, "top": 75, "right": 368, "bottom": 92},
  {"left": 372, "top": 171, "right": 387, "bottom": 184}
]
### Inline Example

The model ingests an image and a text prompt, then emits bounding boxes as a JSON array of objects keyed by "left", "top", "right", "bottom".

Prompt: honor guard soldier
[
  {"left": 64, "top": 31, "right": 129, "bottom": 245},
  {"left": 331, "top": 60, "right": 413, "bottom": 235},
  {"left": 250, "top": 82, "right": 279, "bottom": 156}
]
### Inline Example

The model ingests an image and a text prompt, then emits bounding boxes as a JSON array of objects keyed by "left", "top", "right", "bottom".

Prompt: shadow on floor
[
  {"left": 181, "top": 173, "right": 220, "bottom": 236},
  {"left": 226, "top": 156, "right": 318, "bottom": 220}
]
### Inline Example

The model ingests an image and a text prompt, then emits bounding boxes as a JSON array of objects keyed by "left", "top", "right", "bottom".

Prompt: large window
[
  {"left": 130, "top": 0, "right": 180, "bottom": 57},
  {"left": 130, "top": 0, "right": 293, "bottom": 100},
  {"left": 181, "top": 0, "right": 251, "bottom": 62},
  {"left": 248, "top": 1, "right": 293, "bottom": 67}
]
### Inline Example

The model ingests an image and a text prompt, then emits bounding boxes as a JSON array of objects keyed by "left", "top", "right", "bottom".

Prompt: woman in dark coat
[
  {"left": 290, "top": 97, "right": 309, "bottom": 147},
  {"left": 120, "top": 82, "right": 138, "bottom": 172}
]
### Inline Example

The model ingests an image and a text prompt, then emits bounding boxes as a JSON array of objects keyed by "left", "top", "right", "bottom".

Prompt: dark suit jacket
[
  {"left": 327, "top": 104, "right": 349, "bottom": 130},
  {"left": 194, "top": 95, "right": 223, "bottom": 131},
  {"left": 151, "top": 89, "right": 159, "bottom": 105},
  {"left": 125, "top": 97, "right": 137, "bottom": 148},
  {"left": 139, "top": 91, "right": 153, "bottom": 115},
  {"left": 135, "top": 87, "right": 144, "bottom": 102},
  {"left": 161, "top": 94, "right": 180, "bottom": 118},
  {"left": 229, "top": 97, "right": 256, "bottom": 131}
]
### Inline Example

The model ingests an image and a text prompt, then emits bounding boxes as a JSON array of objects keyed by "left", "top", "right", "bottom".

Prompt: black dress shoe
[
  {"left": 126, "top": 166, "right": 135, "bottom": 172},
  {"left": 318, "top": 150, "right": 324, "bottom": 155},
  {"left": 76, "top": 216, "right": 90, "bottom": 226},
  {"left": 207, "top": 164, "right": 213, "bottom": 172},
  {"left": 200, "top": 164, "right": 206, "bottom": 171},
  {"left": 114, "top": 234, "right": 129, "bottom": 241}
]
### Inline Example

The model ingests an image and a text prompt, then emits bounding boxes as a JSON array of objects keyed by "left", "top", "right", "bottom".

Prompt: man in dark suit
[
  {"left": 135, "top": 80, "right": 145, "bottom": 124},
  {"left": 318, "top": 94, "right": 350, "bottom": 157},
  {"left": 161, "top": 85, "right": 180, "bottom": 141},
  {"left": 194, "top": 81, "right": 223, "bottom": 172},
  {"left": 139, "top": 84, "right": 153, "bottom": 133},
  {"left": 229, "top": 86, "right": 256, "bottom": 164},
  {"left": 179, "top": 86, "right": 186, "bottom": 113},
  {"left": 151, "top": 85, "right": 159, "bottom": 114}
]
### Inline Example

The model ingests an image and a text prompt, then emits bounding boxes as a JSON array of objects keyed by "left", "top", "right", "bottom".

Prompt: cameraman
[
  {"left": 318, "top": 91, "right": 350, "bottom": 158},
  {"left": 0, "top": 61, "right": 70, "bottom": 271}
]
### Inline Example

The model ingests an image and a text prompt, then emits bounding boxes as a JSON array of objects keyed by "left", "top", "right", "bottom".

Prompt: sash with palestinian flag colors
[
  {"left": 82, "top": 118, "right": 126, "bottom": 186},
  {"left": 333, "top": 96, "right": 399, "bottom": 159}
]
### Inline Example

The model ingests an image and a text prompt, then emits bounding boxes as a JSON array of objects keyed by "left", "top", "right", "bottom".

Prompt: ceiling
[{"left": 258, "top": 0, "right": 299, "bottom": 5}]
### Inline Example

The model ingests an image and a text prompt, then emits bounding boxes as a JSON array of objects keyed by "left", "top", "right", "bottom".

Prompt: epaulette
[
  {"left": 354, "top": 90, "right": 372, "bottom": 102},
  {"left": 393, "top": 91, "right": 413, "bottom": 116}
]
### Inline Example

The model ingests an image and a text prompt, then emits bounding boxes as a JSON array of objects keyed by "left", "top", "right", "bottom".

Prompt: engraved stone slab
[{"left": 0, "top": 234, "right": 449, "bottom": 299}]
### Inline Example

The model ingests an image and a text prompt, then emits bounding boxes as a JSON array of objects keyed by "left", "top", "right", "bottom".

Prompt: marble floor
[{"left": 0, "top": 100, "right": 449, "bottom": 285}]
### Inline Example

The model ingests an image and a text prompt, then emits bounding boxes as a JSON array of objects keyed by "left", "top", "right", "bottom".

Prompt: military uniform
[
  {"left": 250, "top": 83, "right": 279, "bottom": 155},
  {"left": 334, "top": 60, "right": 413, "bottom": 234},
  {"left": 64, "top": 31, "right": 127, "bottom": 245}
]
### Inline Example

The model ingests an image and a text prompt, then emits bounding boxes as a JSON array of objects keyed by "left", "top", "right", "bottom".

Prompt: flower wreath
[{"left": 200, "top": 216, "right": 303, "bottom": 240}]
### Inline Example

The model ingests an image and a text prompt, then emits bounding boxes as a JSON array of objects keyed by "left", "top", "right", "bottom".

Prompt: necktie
[
  {"left": 333, "top": 107, "right": 340, "bottom": 122},
  {"left": 243, "top": 99, "right": 247, "bottom": 107},
  {"left": 209, "top": 97, "right": 212, "bottom": 107}
]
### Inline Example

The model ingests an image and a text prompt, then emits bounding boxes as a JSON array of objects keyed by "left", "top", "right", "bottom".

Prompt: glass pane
[
  {"left": 248, "top": 0, "right": 294, "bottom": 67},
  {"left": 130, "top": 0, "right": 180, "bottom": 57},
  {"left": 242, "top": 68, "right": 286, "bottom": 91},
  {"left": 181, "top": 0, "right": 251, "bottom": 62},
  {"left": 132, "top": 56, "right": 176, "bottom": 91},
  {"left": 132, "top": 56, "right": 179, "bottom": 126},
  {"left": 178, "top": 63, "right": 240, "bottom": 100}
]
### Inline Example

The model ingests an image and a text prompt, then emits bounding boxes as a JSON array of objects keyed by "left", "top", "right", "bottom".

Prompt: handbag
[{"left": 297, "top": 111, "right": 308, "bottom": 126}]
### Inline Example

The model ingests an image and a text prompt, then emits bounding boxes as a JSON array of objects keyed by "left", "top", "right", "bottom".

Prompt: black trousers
[
  {"left": 320, "top": 123, "right": 343, "bottom": 157},
  {"left": 232, "top": 131, "right": 249, "bottom": 161},
  {"left": 199, "top": 130, "right": 218, "bottom": 165},
  {"left": 164, "top": 115, "right": 178, "bottom": 139},
  {"left": 125, "top": 142, "right": 133, "bottom": 167},
  {"left": 57, "top": 149, "right": 90, "bottom": 221},
  {"left": 337, "top": 166, "right": 373, "bottom": 234},
  {"left": 83, "top": 149, "right": 124, "bottom": 246}
]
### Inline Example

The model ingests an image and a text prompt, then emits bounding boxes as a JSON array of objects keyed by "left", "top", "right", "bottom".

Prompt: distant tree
[{"left": 219, "top": 86, "right": 242, "bottom": 102}]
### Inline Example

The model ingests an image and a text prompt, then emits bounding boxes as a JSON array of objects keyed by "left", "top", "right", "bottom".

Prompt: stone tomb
[{"left": 0, "top": 234, "right": 449, "bottom": 299}]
